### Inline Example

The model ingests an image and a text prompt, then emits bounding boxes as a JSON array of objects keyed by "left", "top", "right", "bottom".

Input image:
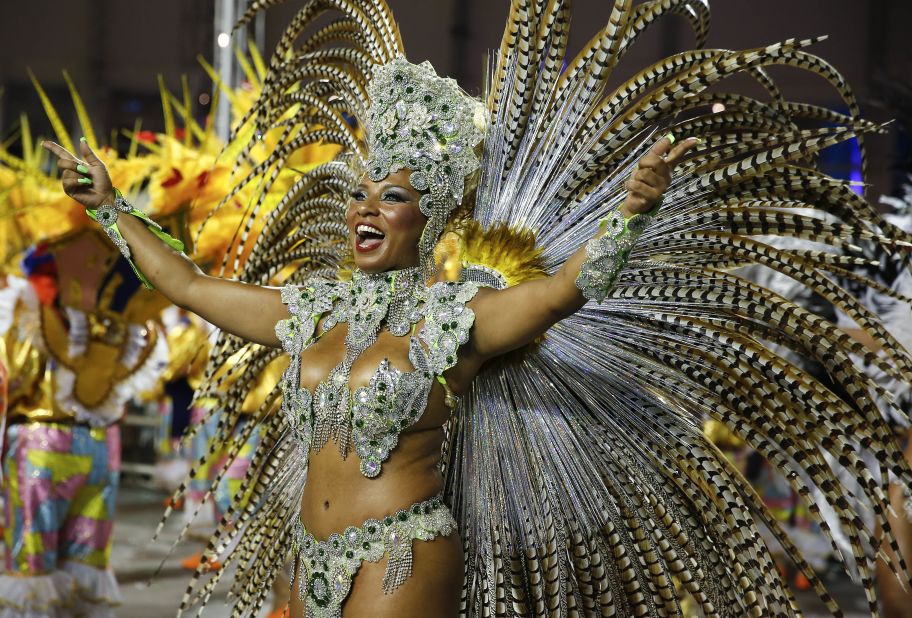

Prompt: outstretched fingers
[
  {"left": 644, "top": 134, "right": 700, "bottom": 168},
  {"left": 665, "top": 137, "right": 700, "bottom": 167},
  {"left": 647, "top": 135, "right": 676, "bottom": 159},
  {"left": 79, "top": 137, "right": 103, "bottom": 165},
  {"left": 41, "top": 140, "right": 77, "bottom": 162},
  {"left": 42, "top": 138, "right": 112, "bottom": 207}
]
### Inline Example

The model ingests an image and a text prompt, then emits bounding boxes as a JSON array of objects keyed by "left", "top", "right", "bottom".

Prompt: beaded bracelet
[
  {"left": 575, "top": 198, "right": 661, "bottom": 302},
  {"left": 86, "top": 188, "right": 184, "bottom": 290}
]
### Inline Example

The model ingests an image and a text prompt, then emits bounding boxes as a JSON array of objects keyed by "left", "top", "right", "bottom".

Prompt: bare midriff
[{"left": 296, "top": 321, "right": 454, "bottom": 540}]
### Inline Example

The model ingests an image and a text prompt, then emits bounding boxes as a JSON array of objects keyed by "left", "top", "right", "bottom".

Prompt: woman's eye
[
  {"left": 383, "top": 193, "right": 406, "bottom": 202},
  {"left": 350, "top": 190, "right": 366, "bottom": 200}
]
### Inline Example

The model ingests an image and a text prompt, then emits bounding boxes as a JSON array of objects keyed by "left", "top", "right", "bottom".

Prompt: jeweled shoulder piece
[
  {"left": 276, "top": 280, "right": 346, "bottom": 354},
  {"left": 420, "top": 281, "right": 480, "bottom": 374}
]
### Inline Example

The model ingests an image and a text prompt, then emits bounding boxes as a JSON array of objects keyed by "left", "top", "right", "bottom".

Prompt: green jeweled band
[
  {"left": 292, "top": 494, "right": 456, "bottom": 618},
  {"left": 86, "top": 188, "right": 185, "bottom": 290},
  {"left": 576, "top": 204, "right": 658, "bottom": 302}
]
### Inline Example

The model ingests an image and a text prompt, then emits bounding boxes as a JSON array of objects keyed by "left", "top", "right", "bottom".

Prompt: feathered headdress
[{"left": 366, "top": 58, "right": 485, "bottom": 273}]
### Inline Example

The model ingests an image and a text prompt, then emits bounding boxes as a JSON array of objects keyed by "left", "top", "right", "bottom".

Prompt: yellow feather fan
[{"left": 435, "top": 220, "right": 547, "bottom": 287}]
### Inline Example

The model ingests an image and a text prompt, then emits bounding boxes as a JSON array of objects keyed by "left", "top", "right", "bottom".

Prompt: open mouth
[{"left": 355, "top": 223, "right": 386, "bottom": 252}]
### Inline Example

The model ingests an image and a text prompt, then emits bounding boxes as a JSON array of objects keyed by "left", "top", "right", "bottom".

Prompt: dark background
[{"left": 2, "top": 0, "right": 911, "bottom": 199}]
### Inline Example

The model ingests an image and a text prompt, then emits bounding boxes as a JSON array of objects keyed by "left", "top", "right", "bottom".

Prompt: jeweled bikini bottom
[{"left": 292, "top": 494, "right": 456, "bottom": 618}]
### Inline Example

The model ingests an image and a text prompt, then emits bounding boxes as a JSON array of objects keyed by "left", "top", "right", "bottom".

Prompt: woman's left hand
[{"left": 621, "top": 135, "right": 699, "bottom": 217}]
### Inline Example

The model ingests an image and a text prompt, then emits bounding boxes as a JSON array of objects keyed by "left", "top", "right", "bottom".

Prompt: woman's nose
[{"left": 356, "top": 195, "right": 380, "bottom": 215}]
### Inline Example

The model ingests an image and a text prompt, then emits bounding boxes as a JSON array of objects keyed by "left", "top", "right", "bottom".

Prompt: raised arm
[
  {"left": 469, "top": 136, "right": 698, "bottom": 362},
  {"left": 42, "top": 139, "right": 287, "bottom": 347}
]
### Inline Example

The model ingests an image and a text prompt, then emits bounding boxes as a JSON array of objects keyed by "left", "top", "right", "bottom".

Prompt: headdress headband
[{"left": 366, "top": 58, "right": 485, "bottom": 274}]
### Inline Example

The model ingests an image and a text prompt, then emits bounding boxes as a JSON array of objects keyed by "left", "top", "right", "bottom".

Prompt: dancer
[
  {"left": 0, "top": 239, "right": 167, "bottom": 617},
  {"left": 44, "top": 1, "right": 912, "bottom": 616}
]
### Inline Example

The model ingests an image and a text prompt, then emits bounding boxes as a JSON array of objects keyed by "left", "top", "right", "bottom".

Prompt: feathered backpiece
[
  {"left": 179, "top": 1, "right": 912, "bottom": 616},
  {"left": 454, "top": 2, "right": 912, "bottom": 616}
]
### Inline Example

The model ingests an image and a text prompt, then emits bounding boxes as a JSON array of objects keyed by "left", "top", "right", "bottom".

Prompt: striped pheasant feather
[{"left": 452, "top": 0, "right": 912, "bottom": 616}]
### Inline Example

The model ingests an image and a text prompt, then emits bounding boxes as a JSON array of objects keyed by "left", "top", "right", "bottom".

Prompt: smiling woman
[
  {"left": 38, "top": 0, "right": 912, "bottom": 617},
  {"left": 346, "top": 171, "right": 426, "bottom": 269}
]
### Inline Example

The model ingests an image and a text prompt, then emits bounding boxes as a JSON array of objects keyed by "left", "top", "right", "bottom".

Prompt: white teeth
[{"left": 356, "top": 224, "right": 384, "bottom": 237}]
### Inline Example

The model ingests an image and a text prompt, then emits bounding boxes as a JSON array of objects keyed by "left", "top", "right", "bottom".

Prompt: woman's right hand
[
  {"left": 41, "top": 139, "right": 115, "bottom": 210},
  {"left": 42, "top": 138, "right": 288, "bottom": 348}
]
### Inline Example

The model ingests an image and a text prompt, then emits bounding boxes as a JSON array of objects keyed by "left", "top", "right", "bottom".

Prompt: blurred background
[{"left": 1, "top": 1, "right": 911, "bottom": 617}]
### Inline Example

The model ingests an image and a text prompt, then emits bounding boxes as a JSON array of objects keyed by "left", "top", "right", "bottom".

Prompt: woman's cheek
[{"left": 386, "top": 204, "right": 425, "bottom": 239}]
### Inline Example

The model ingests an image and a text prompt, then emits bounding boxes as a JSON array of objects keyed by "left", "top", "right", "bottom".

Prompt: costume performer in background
[
  {"left": 0, "top": 88, "right": 170, "bottom": 616},
  {"left": 44, "top": 1, "right": 912, "bottom": 616},
  {"left": 0, "top": 53, "right": 331, "bottom": 616},
  {"left": 0, "top": 239, "right": 167, "bottom": 617}
]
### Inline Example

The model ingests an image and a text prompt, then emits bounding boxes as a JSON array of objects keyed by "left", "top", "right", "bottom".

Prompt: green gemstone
[{"left": 397, "top": 512, "right": 408, "bottom": 521}]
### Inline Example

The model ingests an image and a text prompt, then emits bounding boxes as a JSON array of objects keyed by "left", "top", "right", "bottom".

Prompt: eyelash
[{"left": 350, "top": 191, "right": 406, "bottom": 202}]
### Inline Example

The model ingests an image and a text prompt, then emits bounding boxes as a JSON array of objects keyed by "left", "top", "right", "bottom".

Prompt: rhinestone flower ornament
[{"left": 366, "top": 58, "right": 485, "bottom": 273}]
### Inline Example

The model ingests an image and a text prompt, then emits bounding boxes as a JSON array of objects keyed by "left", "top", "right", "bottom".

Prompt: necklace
[{"left": 311, "top": 267, "right": 424, "bottom": 455}]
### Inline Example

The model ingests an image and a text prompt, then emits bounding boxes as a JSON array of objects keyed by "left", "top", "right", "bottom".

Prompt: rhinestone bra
[{"left": 276, "top": 269, "right": 481, "bottom": 478}]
